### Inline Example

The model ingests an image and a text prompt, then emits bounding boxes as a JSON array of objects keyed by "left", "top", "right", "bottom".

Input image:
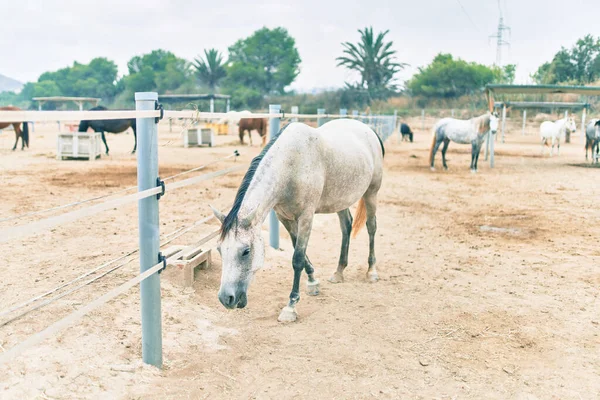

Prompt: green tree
[
  {"left": 533, "top": 35, "right": 600, "bottom": 84},
  {"left": 336, "top": 27, "right": 406, "bottom": 100},
  {"left": 407, "top": 53, "right": 503, "bottom": 98},
  {"left": 123, "top": 49, "right": 194, "bottom": 94},
  {"left": 37, "top": 58, "right": 119, "bottom": 99},
  {"left": 194, "top": 49, "right": 227, "bottom": 92},
  {"left": 223, "top": 27, "right": 301, "bottom": 108}
]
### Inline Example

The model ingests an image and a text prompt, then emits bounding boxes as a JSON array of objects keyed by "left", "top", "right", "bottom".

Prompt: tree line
[{"left": 1, "top": 27, "right": 599, "bottom": 111}]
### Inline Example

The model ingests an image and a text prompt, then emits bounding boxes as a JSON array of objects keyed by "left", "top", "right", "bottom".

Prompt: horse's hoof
[
  {"left": 367, "top": 270, "right": 379, "bottom": 283},
  {"left": 443, "top": 166, "right": 448, "bottom": 171},
  {"left": 430, "top": 167, "right": 435, "bottom": 172},
  {"left": 278, "top": 306, "right": 297, "bottom": 323},
  {"left": 306, "top": 279, "right": 320, "bottom": 296},
  {"left": 328, "top": 272, "right": 344, "bottom": 284},
  {"left": 470, "top": 169, "right": 477, "bottom": 174}
]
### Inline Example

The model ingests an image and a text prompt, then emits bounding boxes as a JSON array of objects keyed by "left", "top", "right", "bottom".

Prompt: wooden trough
[
  {"left": 183, "top": 127, "right": 215, "bottom": 148},
  {"left": 162, "top": 243, "right": 212, "bottom": 287},
  {"left": 57, "top": 132, "right": 102, "bottom": 160}
]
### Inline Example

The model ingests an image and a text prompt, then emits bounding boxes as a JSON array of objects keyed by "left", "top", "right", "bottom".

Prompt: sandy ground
[{"left": 0, "top": 117, "right": 599, "bottom": 399}]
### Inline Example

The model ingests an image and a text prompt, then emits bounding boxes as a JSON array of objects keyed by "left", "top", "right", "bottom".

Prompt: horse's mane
[
  {"left": 595, "top": 120, "right": 600, "bottom": 127},
  {"left": 220, "top": 123, "right": 291, "bottom": 240},
  {"left": 473, "top": 113, "right": 491, "bottom": 134}
]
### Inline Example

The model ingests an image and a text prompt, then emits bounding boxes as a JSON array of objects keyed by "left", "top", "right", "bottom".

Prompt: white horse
[
  {"left": 211, "top": 119, "right": 385, "bottom": 322},
  {"left": 429, "top": 111, "right": 499, "bottom": 173},
  {"left": 539, "top": 116, "right": 577, "bottom": 157},
  {"left": 585, "top": 119, "right": 600, "bottom": 162}
]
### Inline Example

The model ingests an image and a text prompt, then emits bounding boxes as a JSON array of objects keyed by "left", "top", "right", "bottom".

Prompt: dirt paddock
[{"left": 0, "top": 122, "right": 599, "bottom": 399}]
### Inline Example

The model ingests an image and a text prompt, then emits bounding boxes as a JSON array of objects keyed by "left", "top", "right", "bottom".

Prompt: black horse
[
  {"left": 400, "top": 122, "right": 414, "bottom": 142},
  {"left": 78, "top": 106, "right": 136, "bottom": 155}
]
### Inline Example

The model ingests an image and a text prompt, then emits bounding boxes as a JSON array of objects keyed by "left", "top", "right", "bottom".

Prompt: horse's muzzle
[{"left": 218, "top": 284, "right": 248, "bottom": 309}]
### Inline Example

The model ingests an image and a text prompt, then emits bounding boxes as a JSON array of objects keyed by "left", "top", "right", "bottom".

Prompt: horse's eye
[{"left": 241, "top": 248, "right": 250, "bottom": 257}]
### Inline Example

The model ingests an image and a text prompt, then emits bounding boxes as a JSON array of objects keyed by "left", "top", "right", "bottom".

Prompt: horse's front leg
[
  {"left": 12, "top": 126, "right": 20, "bottom": 151},
  {"left": 99, "top": 131, "right": 109, "bottom": 155},
  {"left": 278, "top": 214, "right": 314, "bottom": 323},
  {"left": 329, "top": 208, "right": 353, "bottom": 284},
  {"left": 280, "top": 217, "right": 319, "bottom": 295}
]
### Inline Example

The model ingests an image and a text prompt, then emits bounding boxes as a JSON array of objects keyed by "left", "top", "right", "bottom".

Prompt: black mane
[
  {"left": 596, "top": 120, "right": 600, "bottom": 127},
  {"left": 220, "top": 122, "right": 291, "bottom": 239}
]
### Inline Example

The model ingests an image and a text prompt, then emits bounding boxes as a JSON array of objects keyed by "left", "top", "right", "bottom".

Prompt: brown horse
[
  {"left": 0, "top": 106, "right": 29, "bottom": 151},
  {"left": 239, "top": 118, "right": 267, "bottom": 146}
]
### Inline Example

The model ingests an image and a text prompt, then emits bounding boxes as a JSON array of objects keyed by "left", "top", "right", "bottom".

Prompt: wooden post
[
  {"left": 135, "top": 92, "right": 162, "bottom": 368},
  {"left": 522, "top": 110, "right": 527, "bottom": 136}
]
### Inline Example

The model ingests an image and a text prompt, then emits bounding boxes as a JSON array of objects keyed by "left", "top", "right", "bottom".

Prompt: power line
[{"left": 455, "top": 0, "right": 481, "bottom": 32}]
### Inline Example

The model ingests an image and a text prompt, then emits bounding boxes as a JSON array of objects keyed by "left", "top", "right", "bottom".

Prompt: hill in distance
[{"left": 0, "top": 74, "right": 24, "bottom": 93}]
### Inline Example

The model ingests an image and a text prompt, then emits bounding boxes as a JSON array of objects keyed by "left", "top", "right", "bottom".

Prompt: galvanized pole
[
  {"left": 317, "top": 109, "right": 326, "bottom": 127},
  {"left": 451, "top": 109, "right": 455, "bottom": 117},
  {"left": 522, "top": 110, "right": 527, "bottom": 136},
  {"left": 501, "top": 104, "right": 507, "bottom": 143},
  {"left": 135, "top": 92, "right": 162, "bottom": 368},
  {"left": 226, "top": 99, "right": 230, "bottom": 113},
  {"left": 210, "top": 98, "right": 215, "bottom": 113},
  {"left": 352, "top": 110, "right": 358, "bottom": 117},
  {"left": 421, "top": 109, "right": 425, "bottom": 130},
  {"left": 291, "top": 106, "right": 299, "bottom": 122},
  {"left": 340, "top": 108, "right": 347, "bottom": 117},
  {"left": 485, "top": 131, "right": 490, "bottom": 161},
  {"left": 581, "top": 107, "right": 587, "bottom": 145},
  {"left": 490, "top": 131, "right": 495, "bottom": 168},
  {"left": 268, "top": 104, "right": 281, "bottom": 249}
]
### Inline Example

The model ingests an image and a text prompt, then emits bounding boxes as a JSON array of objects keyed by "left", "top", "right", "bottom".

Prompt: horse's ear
[
  {"left": 240, "top": 206, "right": 258, "bottom": 228},
  {"left": 210, "top": 205, "right": 226, "bottom": 224}
]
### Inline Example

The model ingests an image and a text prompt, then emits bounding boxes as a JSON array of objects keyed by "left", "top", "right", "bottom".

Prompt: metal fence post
[
  {"left": 522, "top": 110, "right": 527, "bottom": 136},
  {"left": 421, "top": 109, "right": 425, "bottom": 131},
  {"left": 490, "top": 131, "right": 495, "bottom": 168},
  {"left": 291, "top": 106, "right": 299, "bottom": 122},
  {"left": 135, "top": 92, "right": 162, "bottom": 368},
  {"left": 581, "top": 107, "right": 587, "bottom": 145},
  {"left": 501, "top": 104, "right": 507, "bottom": 143},
  {"left": 394, "top": 110, "right": 400, "bottom": 142},
  {"left": 317, "top": 108, "right": 326, "bottom": 127},
  {"left": 352, "top": 110, "right": 358, "bottom": 117},
  {"left": 340, "top": 109, "right": 347, "bottom": 117},
  {"left": 268, "top": 104, "right": 281, "bottom": 249}
]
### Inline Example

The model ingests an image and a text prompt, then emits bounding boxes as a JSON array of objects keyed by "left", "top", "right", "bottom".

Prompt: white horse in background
[
  {"left": 539, "top": 116, "right": 577, "bottom": 157},
  {"left": 429, "top": 111, "right": 499, "bottom": 173}
]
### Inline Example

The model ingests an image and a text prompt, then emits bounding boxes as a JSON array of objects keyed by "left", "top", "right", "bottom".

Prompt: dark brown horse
[
  {"left": 78, "top": 106, "right": 136, "bottom": 154},
  {"left": 0, "top": 106, "right": 29, "bottom": 151},
  {"left": 239, "top": 118, "right": 267, "bottom": 146}
]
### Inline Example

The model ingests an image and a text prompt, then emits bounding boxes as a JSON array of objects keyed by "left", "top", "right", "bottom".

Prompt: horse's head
[
  {"left": 211, "top": 206, "right": 265, "bottom": 309},
  {"left": 489, "top": 112, "right": 499, "bottom": 134},
  {"left": 565, "top": 116, "right": 577, "bottom": 133}
]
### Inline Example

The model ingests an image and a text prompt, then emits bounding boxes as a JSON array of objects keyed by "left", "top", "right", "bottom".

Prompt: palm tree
[
  {"left": 336, "top": 27, "right": 406, "bottom": 97},
  {"left": 193, "top": 49, "right": 227, "bottom": 92}
]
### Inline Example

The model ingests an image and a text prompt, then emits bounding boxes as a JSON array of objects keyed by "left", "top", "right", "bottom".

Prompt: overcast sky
[{"left": 2, "top": 0, "right": 599, "bottom": 91}]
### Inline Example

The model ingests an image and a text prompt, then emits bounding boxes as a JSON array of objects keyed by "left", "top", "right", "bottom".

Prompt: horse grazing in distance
[
  {"left": 585, "top": 119, "right": 600, "bottom": 162},
  {"left": 210, "top": 119, "right": 385, "bottom": 323},
  {"left": 0, "top": 106, "right": 30, "bottom": 151},
  {"left": 539, "top": 116, "right": 577, "bottom": 157},
  {"left": 399, "top": 122, "right": 414, "bottom": 142},
  {"left": 429, "top": 111, "right": 499, "bottom": 173},
  {"left": 78, "top": 106, "right": 137, "bottom": 155},
  {"left": 239, "top": 118, "right": 267, "bottom": 146}
]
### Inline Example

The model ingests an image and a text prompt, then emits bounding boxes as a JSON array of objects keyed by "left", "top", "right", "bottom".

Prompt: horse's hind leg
[
  {"left": 132, "top": 127, "right": 137, "bottom": 154},
  {"left": 364, "top": 192, "right": 379, "bottom": 282},
  {"left": 280, "top": 217, "right": 319, "bottom": 296},
  {"left": 278, "top": 214, "right": 314, "bottom": 323},
  {"left": 328, "top": 208, "right": 353, "bottom": 284},
  {"left": 12, "top": 124, "right": 21, "bottom": 151},
  {"left": 430, "top": 137, "right": 444, "bottom": 170},
  {"left": 441, "top": 138, "right": 450, "bottom": 170}
]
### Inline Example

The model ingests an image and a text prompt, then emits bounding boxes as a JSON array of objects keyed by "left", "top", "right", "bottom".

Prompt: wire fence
[{"left": 0, "top": 98, "right": 399, "bottom": 368}]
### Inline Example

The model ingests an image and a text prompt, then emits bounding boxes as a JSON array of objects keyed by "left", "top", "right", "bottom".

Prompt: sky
[{"left": 1, "top": 0, "right": 599, "bottom": 92}]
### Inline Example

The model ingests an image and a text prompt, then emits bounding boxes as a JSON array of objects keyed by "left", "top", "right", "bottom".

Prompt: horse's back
[
  {"left": 274, "top": 120, "right": 383, "bottom": 213},
  {"left": 540, "top": 121, "right": 556, "bottom": 137},
  {"left": 436, "top": 118, "right": 475, "bottom": 144}
]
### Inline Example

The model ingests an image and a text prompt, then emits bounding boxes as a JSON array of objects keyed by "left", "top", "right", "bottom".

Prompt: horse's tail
[
  {"left": 428, "top": 125, "right": 438, "bottom": 166},
  {"left": 351, "top": 198, "right": 367, "bottom": 238},
  {"left": 22, "top": 122, "right": 29, "bottom": 147}
]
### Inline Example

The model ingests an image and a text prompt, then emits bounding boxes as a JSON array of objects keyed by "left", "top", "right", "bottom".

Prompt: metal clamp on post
[
  {"left": 154, "top": 101, "right": 164, "bottom": 123},
  {"left": 157, "top": 252, "right": 167, "bottom": 274},
  {"left": 156, "top": 177, "right": 165, "bottom": 200}
]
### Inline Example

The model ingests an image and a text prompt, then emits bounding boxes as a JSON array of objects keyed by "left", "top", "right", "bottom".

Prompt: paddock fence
[{"left": 0, "top": 95, "right": 398, "bottom": 369}]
